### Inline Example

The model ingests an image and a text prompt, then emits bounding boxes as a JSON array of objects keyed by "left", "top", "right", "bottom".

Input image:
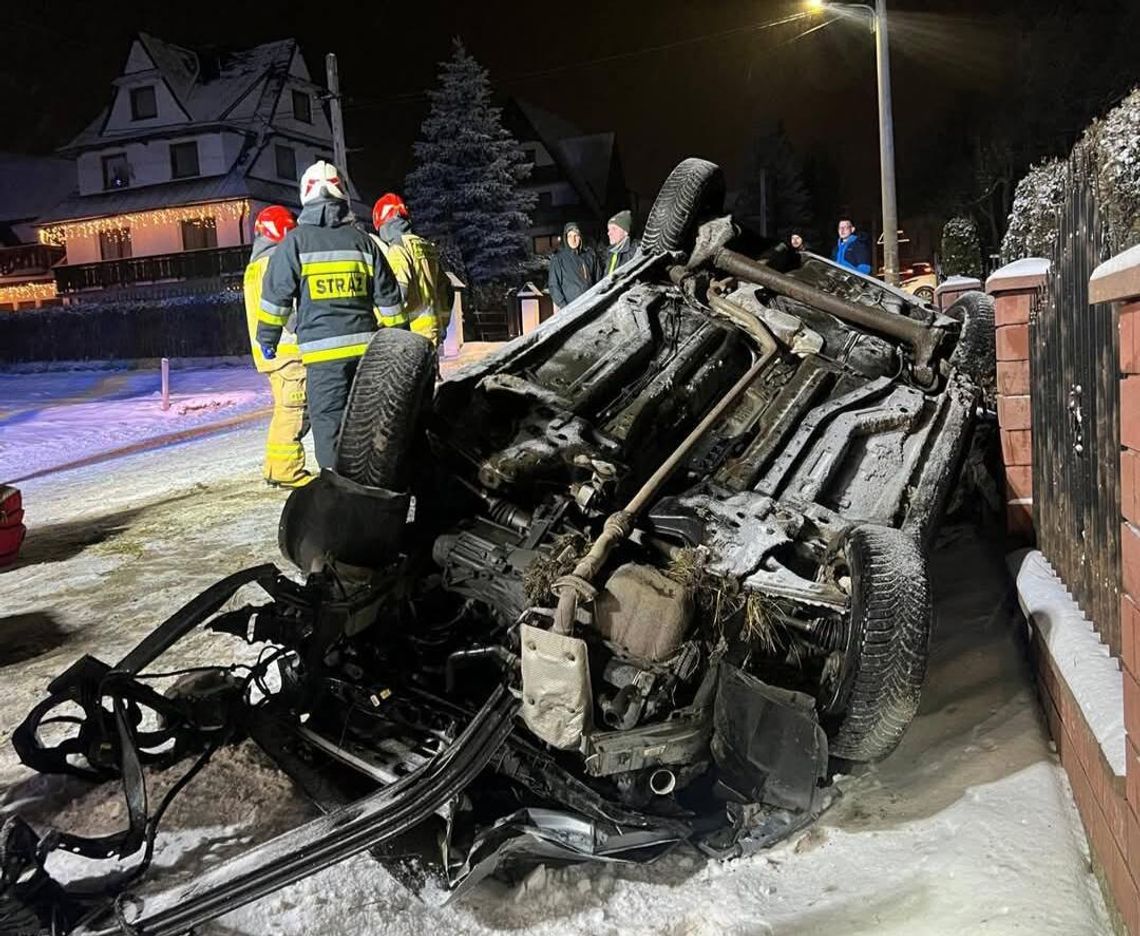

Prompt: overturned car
[{"left": 2, "top": 159, "right": 994, "bottom": 934}]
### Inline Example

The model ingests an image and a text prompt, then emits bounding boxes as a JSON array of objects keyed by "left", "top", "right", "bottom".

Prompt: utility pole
[
  {"left": 325, "top": 53, "right": 352, "bottom": 194},
  {"left": 874, "top": 0, "right": 900, "bottom": 285}
]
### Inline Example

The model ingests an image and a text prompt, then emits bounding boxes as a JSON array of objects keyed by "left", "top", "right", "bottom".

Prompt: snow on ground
[
  {"left": 0, "top": 431, "right": 1112, "bottom": 935},
  {"left": 0, "top": 361, "right": 271, "bottom": 482}
]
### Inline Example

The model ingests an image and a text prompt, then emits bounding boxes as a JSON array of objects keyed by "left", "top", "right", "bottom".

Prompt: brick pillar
[
  {"left": 1090, "top": 245, "right": 1140, "bottom": 933},
  {"left": 985, "top": 258, "right": 1050, "bottom": 536},
  {"left": 934, "top": 275, "right": 982, "bottom": 312}
]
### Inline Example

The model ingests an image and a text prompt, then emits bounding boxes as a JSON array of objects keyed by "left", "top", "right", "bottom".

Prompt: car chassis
[{"left": 0, "top": 159, "right": 995, "bottom": 935}]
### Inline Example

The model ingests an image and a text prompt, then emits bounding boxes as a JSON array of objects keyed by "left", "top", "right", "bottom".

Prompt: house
[
  {"left": 34, "top": 33, "right": 342, "bottom": 302},
  {"left": 502, "top": 99, "right": 631, "bottom": 257},
  {"left": 0, "top": 153, "right": 74, "bottom": 311}
]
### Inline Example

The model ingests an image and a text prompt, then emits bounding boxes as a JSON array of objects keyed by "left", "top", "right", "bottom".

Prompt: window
[
  {"left": 170, "top": 141, "right": 200, "bottom": 179},
  {"left": 292, "top": 90, "right": 312, "bottom": 124},
  {"left": 130, "top": 86, "right": 157, "bottom": 120},
  {"left": 275, "top": 145, "right": 297, "bottom": 181},
  {"left": 181, "top": 217, "right": 218, "bottom": 251},
  {"left": 533, "top": 235, "right": 558, "bottom": 256},
  {"left": 99, "top": 227, "right": 132, "bottom": 260},
  {"left": 102, "top": 153, "right": 130, "bottom": 190}
]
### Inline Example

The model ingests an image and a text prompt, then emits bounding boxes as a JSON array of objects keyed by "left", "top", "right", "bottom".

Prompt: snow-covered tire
[
  {"left": 336, "top": 329, "right": 436, "bottom": 490},
  {"left": 945, "top": 290, "right": 996, "bottom": 390},
  {"left": 827, "top": 524, "right": 932, "bottom": 762},
  {"left": 641, "top": 158, "right": 725, "bottom": 257}
]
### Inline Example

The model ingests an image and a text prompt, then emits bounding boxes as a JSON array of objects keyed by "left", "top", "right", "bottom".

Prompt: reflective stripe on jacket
[
  {"left": 256, "top": 199, "right": 403, "bottom": 365},
  {"left": 244, "top": 239, "right": 300, "bottom": 373},
  {"left": 372, "top": 220, "right": 452, "bottom": 342}
]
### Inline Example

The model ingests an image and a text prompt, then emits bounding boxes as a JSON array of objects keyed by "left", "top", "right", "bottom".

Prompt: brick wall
[{"left": 986, "top": 259, "right": 1048, "bottom": 537}]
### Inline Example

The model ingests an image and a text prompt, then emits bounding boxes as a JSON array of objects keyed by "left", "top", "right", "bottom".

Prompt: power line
[{"left": 342, "top": 11, "right": 813, "bottom": 112}]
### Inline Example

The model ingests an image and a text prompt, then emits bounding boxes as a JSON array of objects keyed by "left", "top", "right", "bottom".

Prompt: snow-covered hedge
[
  {"left": 1002, "top": 88, "right": 1140, "bottom": 262},
  {"left": 941, "top": 216, "right": 984, "bottom": 278}
]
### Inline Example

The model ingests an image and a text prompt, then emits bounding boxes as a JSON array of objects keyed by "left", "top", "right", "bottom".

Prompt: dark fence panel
[
  {"left": 55, "top": 247, "right": 248, "bottom": 293},
  {"left": 0, "top": 293, "right": 249, "bottom": 364},
  {"left": 1031, "top": 149, "right": 1122, "bottom": 654}
]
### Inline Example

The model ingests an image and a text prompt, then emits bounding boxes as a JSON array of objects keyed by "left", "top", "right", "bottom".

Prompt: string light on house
[
  {"left": 38, "top": 200, "right": 250, "bottom": 245},
  {"left": 0, "top": 281, "right": 58, "bottom": 306}
]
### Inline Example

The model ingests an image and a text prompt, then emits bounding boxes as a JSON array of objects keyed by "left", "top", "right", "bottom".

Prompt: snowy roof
[
  {"left": 63, "top": 35, "right": 307, "bottom": 152},
  {"left": 36, "top": 173, "right": 299, "bottom": 224},
  {"left": 0, "top": 153, "right": 76, "bottom": 225}
]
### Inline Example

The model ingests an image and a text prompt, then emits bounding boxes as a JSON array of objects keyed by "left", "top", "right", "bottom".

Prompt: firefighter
[
  {"left": 371, "top": 193, "right": 453, "bottom": 345},
  {"left": 244, "top": 206, "right": 311, "bottom": 488},
  {"left": 257, "top": 161, "right": 403, "bottom": 470}
]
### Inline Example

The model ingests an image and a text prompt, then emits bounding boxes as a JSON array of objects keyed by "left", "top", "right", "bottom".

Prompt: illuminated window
[
  {"left": 275, "top": 145, "right": 297, "bottom": 181},
  {"left": 130, "top": 86, "right": 157, "bottom": 120},
  {"left": 102, "top": 153, "right": 130, "bottom": 190},
  {"left": 292, "top": 90, "right": 312, "bottom": 124},
  {"left": 181, "top": 217, "right": 218, "bottom": 251},
  {"left": 170, "top": 141, "right": 200, "bottom": 179},
  {"left": 99, "top": 227, "right": 132, "bottom": 260},
  {"left": 533, "top": 235, "right": 558, "bottom": 255}
]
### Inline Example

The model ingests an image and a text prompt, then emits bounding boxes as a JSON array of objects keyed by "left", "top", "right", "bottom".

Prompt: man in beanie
[
  {"left": 605, "top": 210, "right": 639, "bottom": 275},
  {"left": 547, "top": 221, "right": 600, "bottom": 310}
]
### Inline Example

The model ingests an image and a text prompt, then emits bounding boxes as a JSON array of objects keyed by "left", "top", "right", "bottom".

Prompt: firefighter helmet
[
  {"left": 254, "top": 205, "right": 298, "bottom": 243},
  {"left": 372, "top": 193, "right": 409, "bottom": 230},
  {"left": 300, "top": 160, "right": 348, "bottom": 205}
]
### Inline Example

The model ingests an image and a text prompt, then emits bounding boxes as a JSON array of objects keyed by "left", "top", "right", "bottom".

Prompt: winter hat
[
  {"left": 563, "top": 221, "right": 582, "bottom": 238},
  {"left": 608, "top": 210, "right": 632, "bottom": 234}
]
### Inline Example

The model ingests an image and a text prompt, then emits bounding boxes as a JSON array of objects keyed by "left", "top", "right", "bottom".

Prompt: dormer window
[
  {"left": 170, "top": 141, "right": 200, "bottom": 179},
  {"left": 102, "top": 153, "right": 130, "bottom": 190},
  {"left": 275, "top": 145, "right": 297, "bottom": 181},
  {"left": 130, "top": 86, "right": 157, "bottom": 121},
  {"left": 292, "top": 90, "right": 312, "bottom": 124}
]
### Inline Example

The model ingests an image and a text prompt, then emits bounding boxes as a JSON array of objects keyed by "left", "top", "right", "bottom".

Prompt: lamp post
[{"left": 808, "top": 0, "right": 900, "bottom": 285}]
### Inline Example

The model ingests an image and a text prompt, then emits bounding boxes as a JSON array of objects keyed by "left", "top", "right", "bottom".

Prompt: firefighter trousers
[
  {"left": 264, "top": 362, "right": 310, "bottom": 484},
  {"left": 306, "top": 357, "right": 360, "bottom": 470}
]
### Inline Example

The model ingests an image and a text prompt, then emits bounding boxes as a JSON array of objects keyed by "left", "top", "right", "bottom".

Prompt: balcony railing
[
  {"left": 55, "top": 246, "right": 249, "bottom": 294},
  {"left": 0, "top": 243, "right": 64, "bottom": 278}
]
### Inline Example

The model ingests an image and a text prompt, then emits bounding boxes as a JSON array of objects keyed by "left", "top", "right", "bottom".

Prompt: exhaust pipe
[{"left": 649, "top": 768, "right": 676, "bottom": 796}]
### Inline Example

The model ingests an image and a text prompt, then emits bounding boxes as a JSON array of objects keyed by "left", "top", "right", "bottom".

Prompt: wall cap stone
[
  {"left": 1089, "top": 244, "right": 1140, "bottom": 305},
  {"left": 935, "top": 275, "right": 982, "bottom": 297},
  {"left": 986, "top": 257, "right": 1050, "bottom": 293}
]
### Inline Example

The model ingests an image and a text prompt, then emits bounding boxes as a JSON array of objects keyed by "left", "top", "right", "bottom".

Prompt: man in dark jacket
[
  {"left": 257, "top": 160, "right": 404, "bottom": 470},
  {"left": 547, "top": 222, "right": 599, "bottom": 309},
  {"left": 605, "top": 210, "right": 639, "bottom": 275},
  {"left": 831, "top": 217, "right": 872, "bottom": 274}
]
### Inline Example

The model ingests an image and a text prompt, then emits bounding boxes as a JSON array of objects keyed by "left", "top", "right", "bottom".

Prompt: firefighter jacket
[
  {"left": 245, "top": 236, "right": 301, "bottom": 373},
  {"left": 257, "top": 198, "right": 403, "bottom": 365},
  {"left": 373, "top": 217, "right": 453, "bottom": 343}
]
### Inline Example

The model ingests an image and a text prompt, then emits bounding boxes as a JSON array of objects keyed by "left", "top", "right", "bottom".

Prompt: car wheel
[
  {"left": 336, "top": 329, "right": 437, "bottom": 490},
  {"left": 914, "top": 285, "right": 936, "bottom": 305},
  {"left": 641, "top": 158, "right": 726, "bottom": 257},
  {"left": 945, "top": 290, "right": 996, "bottom": 392},
  {"left": 823, "top": 524, "right": 932, "bottom": 762}
]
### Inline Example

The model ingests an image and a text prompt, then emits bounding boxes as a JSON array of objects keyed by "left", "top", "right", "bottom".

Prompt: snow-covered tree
[
  {"left": 940, "top": 216, "right": 984, "bottom": 279},
  {"left": 1000, "top": 158, "right": 1066, "bottom": 263},
  {"left": 405, "top": 40, "right": 535, "bottom": 286},
  {"left": 736, "top": 125, "right": 813, "bottom": 241}
]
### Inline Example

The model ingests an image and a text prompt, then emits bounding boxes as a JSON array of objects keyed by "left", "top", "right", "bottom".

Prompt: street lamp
[{"left": 808, "top": 0, "right": 900, "bottom": 286}]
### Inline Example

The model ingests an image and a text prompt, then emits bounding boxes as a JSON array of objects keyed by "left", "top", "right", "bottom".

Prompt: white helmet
[{"left": 300, "top": 160, "right": 348, "bottom": 205}]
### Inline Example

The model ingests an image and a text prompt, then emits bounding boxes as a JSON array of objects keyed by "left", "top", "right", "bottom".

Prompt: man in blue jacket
[{"left": 832, "top": 217, "right": 872, "bottom": 275}]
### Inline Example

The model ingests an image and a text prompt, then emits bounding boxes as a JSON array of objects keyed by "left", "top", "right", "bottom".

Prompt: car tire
[
  {"left": 945, "top": 290, "right": 996, "bottom": 390},
  {"left": 827, "top": 524, "right": 932, "bottom": 762},
  {"left": 641, "top": 158, "right": 726, "bottom": 257},
  {"left": 914, "top": 285, "right": 936, "bottom": 305},
  {"left": 336, "top": 329, "right": 437, "bottom": 490}
]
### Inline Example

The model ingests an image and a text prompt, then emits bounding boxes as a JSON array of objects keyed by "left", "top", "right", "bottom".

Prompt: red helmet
[
  {"left": 254, "top": 205, "right": 298, "bottom": 243},
  {"left": 373, "top": 193, "right": 409, "bottom": 230}
]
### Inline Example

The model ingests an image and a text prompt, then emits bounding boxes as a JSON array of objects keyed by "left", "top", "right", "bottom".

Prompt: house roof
[
  {"left": 0, "top": 153, "right": 76, "bottom": 224},
  {"left": 63, "top": 35, "right": 308, "bottom": 153},
  {"left": 35, "top": 172, "right": 300, "bottom": 225}
]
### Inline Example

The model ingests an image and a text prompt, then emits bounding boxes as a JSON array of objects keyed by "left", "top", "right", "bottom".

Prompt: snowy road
[{"left": 0, "top": 427, "right": 1112, "bottom": 934}]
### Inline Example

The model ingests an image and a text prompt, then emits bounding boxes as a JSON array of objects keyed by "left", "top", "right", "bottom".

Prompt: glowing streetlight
[{"left": 807, "top": 0, "right": 900, "bottom": 286}]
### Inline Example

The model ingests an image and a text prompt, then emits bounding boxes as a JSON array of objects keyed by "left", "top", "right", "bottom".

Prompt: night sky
[{"left": 4, "top": 1, "right": 1137, "bottom": 252}]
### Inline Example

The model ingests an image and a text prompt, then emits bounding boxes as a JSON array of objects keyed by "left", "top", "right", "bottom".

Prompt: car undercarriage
[{"left": 0, "top": 158, "right": 995, "bottom": 935}]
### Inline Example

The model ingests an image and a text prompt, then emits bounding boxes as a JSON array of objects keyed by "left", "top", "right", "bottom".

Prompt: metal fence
[{"left": 1030, "top": 148, "right": 1122, "bottom": 655}]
